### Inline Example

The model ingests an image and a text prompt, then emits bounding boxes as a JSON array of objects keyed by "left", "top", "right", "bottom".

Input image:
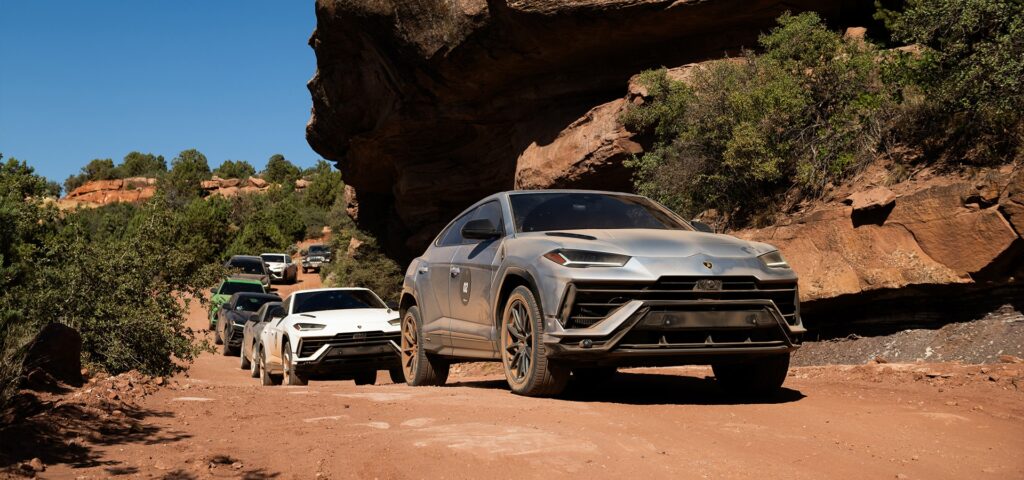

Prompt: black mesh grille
[
  {"left": 562, "top": 276, "right": 798, "bottom": 329},
  {"left": 297, "top": 331, "right": 398, "bottom": 358}
]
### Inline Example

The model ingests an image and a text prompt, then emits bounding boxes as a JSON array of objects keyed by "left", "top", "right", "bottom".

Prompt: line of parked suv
[
  {"left": 209, "top": 190, "right": 803, "bottom": 397},
  {"left": 210, "top": 246, "right": 406, "bottom": 386}
]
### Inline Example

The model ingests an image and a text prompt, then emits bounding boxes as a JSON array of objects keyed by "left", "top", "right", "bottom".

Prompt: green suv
[{"left": 209, "top": 278, "right": 266, "bottom": 344}]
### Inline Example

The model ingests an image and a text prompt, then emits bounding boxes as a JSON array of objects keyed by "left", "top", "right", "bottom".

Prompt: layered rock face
[
  {"left": 306, "top": 0, "right": 872, "bottom": 258},
  {"left": 736, "top": 166, "right": 1024, "bottom": 305},
  {"left": 60, "top": 177, "right": 311, "bottom": 208},
  {"left": 60, "top": 178, "right": 157, "bottom": 208}
]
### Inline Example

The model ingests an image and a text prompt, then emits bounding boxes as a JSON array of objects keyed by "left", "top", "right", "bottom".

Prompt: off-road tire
[
  {"left": 501, "top": 286, "right": 569, "bottom": 397},
  {"left": 250, "top": 345, "right": 261, "bottom": 378},
  {"left": 282, "top": 342, "right": 308, "bottom": 386},
  {"left": 240, "top": 343, "right": 252, "bottom": 370},
  {"left": 401, "top": 306, "right": 449, "bottom": 386},
  {"left": 220, "top": 325, "right": 236, "bottom": 356},
  {"left": 712, "top": 353, "right": 790, "bottom": 397},
  {"left": 213, "top": 320, "right": 223, "bottom": 345},
  {"left": 260, "top": 349, "right": 281, "bottom": 386},
  {"left": 388, "top": 367, "right": 405, "bottom": 384},
  {"left": 354, "top": 370, "right": 377, "bottom": 386}
]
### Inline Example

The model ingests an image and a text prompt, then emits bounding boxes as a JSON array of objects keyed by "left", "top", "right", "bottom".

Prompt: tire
[
  {"left": 240, "top": 342, "right": 252, "bottom": 370},
  {"left": 354, "top": 371, "right": 377, "bottom": 386},
  {"left": 250, "top": 345, "right": 261, "bottom": 379},
  {"left": 501, "top": 286, "right": 569, "bottom": 397},
  {"left": 571, "top": 367, "right": 617, "bottom": 384},
  {"left": 388, "top": 367, "right": 405, "bottom": 385},
  {"left": 213, "top": 320, "right": 223, "bottom": 345},
  {"left": 302, "top": 267, "right": 308, "bottom": 274},
  {"left": 220, "top": 325, "right": 236, "bottom": 356},
  {"left": 260, "top": 348, "right": 281, "bottom": 386},
  {"left": 712, "top": 353, "right": 790, "bottom": 397},
  {"left": 400, "top": 306, "right": 449, "bottom": 386},
  {"left": 282, "top": 342, "right": 308, "bottom": 386}
]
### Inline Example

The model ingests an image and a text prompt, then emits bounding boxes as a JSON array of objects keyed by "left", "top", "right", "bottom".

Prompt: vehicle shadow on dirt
[
  {"left": 0, "top": 392, "right": 191, "bottom": 471},
  {"left": 453, "top": 371, "right": 805, "bottom": 405}
]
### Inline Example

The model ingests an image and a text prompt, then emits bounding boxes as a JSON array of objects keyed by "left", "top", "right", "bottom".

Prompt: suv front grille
[
  {"left": 561, "top": 276, "right": 798, "bottom": 329},
  {"left": 297, "top": 331, "right": 398, "bottom": 357}
]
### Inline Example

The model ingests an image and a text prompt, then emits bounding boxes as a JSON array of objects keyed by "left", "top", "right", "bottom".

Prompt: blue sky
[{"left": 0, "top": 1, "right": 320, "bottom": 187}]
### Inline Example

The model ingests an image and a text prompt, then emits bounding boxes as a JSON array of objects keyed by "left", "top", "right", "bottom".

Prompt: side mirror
[
  {"left": 386, "top": 300, "right": 399, "bottom": 310},
  {"left": 462, "top": 219, "right": 500, "bottom": 240},
  {"left": 690, "top": 220, "right": 714, "bottom": 233},
  {"left": 209, "top": 287, "right": 217, "bottom": 294}
]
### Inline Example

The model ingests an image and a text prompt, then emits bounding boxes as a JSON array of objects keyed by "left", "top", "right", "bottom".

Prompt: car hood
[
  {"left": 264, "top": 262, "right": 287, "bottom": 269},
  {"left": 513, "top": 229, "right": 775, "bottom": 258},
  {"left": 286, "top": 308, "right": 399, "bottom": 335},
  {"left": 225, "top": 310, "right": 258, "bottom": 323}
]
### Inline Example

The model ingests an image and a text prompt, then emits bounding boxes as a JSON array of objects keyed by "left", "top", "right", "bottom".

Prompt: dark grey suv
[{"left": 398, "top": 190, "right": 803, "bottom": 397}]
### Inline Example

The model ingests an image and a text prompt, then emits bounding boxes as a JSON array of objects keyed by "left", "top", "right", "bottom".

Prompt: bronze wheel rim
[
  {"left": 401, "top": 313, "right": 418, "bottom": 379},
  {"left": 251, "top": 349, "right": 258, "bottom": 375},
  {"left": 503, "top": 298, "right": 532, "bottom": 383},
  {"left": 284, "top": 348, "right": 294, "bottom": 383}
]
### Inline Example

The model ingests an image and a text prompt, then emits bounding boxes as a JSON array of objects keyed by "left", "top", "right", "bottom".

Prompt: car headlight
[
  {"left": 294, "top": 323, "right": 325, "bottom": 331},
  {"left": 759, "top": 250, "right": 790, "bottom": 269},
  {"left": 543, "top": 249, "right": 631, "bottom": 268},
  {"left": 387, "top": 317, "right": 401, "bottom": 326}
]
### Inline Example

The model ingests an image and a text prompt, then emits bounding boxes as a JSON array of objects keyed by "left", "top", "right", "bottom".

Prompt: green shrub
[
  {"left": 158, "top": 149, "right": 212, "bottom": 204},
  {"left": 212, "top": 160, "right": 256, "bottom": 180},
  {"left": 261, "top": 154, "right": 301, "bottom": 185},
  {"left": 888, "top": 0, "right": 1024, "bottom": 163},
  {"left": 624, "top": 12, "right": 898, "bottom": 226},
  {"left": 320, "top": 201, "right": 403, "bottom": 301}
]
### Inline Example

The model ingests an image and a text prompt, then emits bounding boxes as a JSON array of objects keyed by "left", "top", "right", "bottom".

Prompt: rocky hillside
[
  {"left": 59, "top": 176, "right": 312, "bottom": 208},
  {"left": 306, "top": 0, "right": 873, "bottom": 256}
]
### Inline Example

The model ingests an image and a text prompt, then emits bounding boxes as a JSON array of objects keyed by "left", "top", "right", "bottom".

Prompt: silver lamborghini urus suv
[{"left": 398, "top": 190, "right": 804, "bottom": 397}]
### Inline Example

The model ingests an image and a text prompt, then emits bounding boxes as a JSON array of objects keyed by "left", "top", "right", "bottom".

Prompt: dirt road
[{"left": 36, "top": 266, "right": 1024, "bottom": 479}]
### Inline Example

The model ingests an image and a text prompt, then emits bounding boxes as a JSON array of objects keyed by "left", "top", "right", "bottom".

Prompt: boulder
[
  {"left": 239, "top": 185, "right": 262, "bottom": 195},
  {"left": 306, "top": 0, "right": 874, "bottom": 258},
  {"left": 21, "top": 323, "right": 83, "bottom": 388},
  {"left": 295, "top": 179, "right": 311, "bottom": 189},
  {"left": 515, "top": 99, "right": 640, "bottom": 191},
  {"left": 221, "top": 178, "right": 241, "bottom": 188},
  {"left": 215, "top": 186, "right": 240, "bottom": 198},
  {"left": 844, "top": 186, "right": 896, "bottom": 213},
  {"left": 67, "top": 179, "right": 123, "bottom": 197},
  {"left": 247, "top": 177, "right": 268, "bottom": 188},
  {"left": 347, "top": 237, "right": 364, "bottom": 258},
  {"left": 200, "top": 179, "right": 221, "bottom": 190}
]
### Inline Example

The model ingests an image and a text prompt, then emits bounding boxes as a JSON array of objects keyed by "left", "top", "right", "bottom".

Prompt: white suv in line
[
  {"left": 260, "top": 252, "right": 298, "bottom": 284},
  {"left": 257, "top": 288, "right": 403, "bottom": 386}
]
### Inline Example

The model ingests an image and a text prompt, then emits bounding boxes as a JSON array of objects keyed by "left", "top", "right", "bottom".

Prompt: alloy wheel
[
  {"left": 401, "top": 313, "right": 418, "bottom": 379},
  {"left": 503, "top": 299, "right": 533, "bottom": 382}
]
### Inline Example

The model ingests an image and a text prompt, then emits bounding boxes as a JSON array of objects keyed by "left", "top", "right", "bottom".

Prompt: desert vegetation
[
  {"left": 624, "top": 0, "right": 1023, "bottom": 227},
  {"left": 0, "top": 151, "right": 400, "bottom": 408}
]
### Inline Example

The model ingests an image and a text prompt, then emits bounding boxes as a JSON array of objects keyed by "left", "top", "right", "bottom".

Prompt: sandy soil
[{"left": 12, "top": 265, "right": 1024, "bottom": 479}]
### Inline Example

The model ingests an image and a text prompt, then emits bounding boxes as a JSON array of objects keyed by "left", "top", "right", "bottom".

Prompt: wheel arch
[
  {"left": 493, "top": 268, "right": 542, "bottom": 329},
  {"left": 399, "top": 291, "right": 417, "bottom": 316}
]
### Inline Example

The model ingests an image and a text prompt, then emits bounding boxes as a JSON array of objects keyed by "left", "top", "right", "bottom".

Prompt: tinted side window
[{"left": 437, "top": 201, "right": 503, "bottom": 247}]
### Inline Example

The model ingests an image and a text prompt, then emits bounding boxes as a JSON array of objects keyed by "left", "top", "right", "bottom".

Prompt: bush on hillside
[
  {"left": 320, "top": 200, "right": 403, "bottom": 301},
  {"left": 262, "top": 154, "right": 302, "bottom": 185},
  {"left": 212, "top": 159, "right": 256, "bottom": 180},
  {"left": 158, "top": 149, "right": 212, "bottom": 205},
  {"left": 624, "top": 12, "right": 900, "bottom": 226},
  {"left": 887, "top": 0, "right": 1024, "bottom": 163},
  {"left": 63, "top": 152, "right": 166, "bottom": 193}
]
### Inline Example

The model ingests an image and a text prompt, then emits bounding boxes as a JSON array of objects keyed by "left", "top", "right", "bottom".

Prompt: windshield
[
  {"left": 228, "top": 258, "right": 265, "bottom": 275},
  {"left": 260, "top": 254, "right": 287, "bottom": 263},
  {"left": 219, "top": 282, "right": 264, "bottom": 295},
  {"left": 308, "top": 246, "right": 328, "bottom": 255},
  {"left": 509, "top": 192, "right": 690, "bottom": 232},
  {"left": 293, "top": 290, "right": 384, "bottom": 314},
  {"left": 235, "top": 295, "right": 278, "bottom": 312}
]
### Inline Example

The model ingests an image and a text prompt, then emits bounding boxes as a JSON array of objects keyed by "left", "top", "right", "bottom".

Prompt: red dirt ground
[{"left": 7, "top": 264, "right": 1024, "bottom": 479}]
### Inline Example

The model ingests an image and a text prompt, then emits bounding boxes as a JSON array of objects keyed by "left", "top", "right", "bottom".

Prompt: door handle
[
  {"left": 417, "top": 267, "right": 428, "bottom": 274},
  {"left": 450, "top": 267, "right": 461, "bottom": 277}
]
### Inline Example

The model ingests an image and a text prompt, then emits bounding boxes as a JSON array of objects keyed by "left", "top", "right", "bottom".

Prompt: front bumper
[
  {"left": 292, "top": 331, "right": 400, "bottom": 377},
  {"left": 226, "top": 324, "right": 245, "bottom": 347},
  {"left": 544, "top": 290, "right": 805, "bottom": 368}
]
